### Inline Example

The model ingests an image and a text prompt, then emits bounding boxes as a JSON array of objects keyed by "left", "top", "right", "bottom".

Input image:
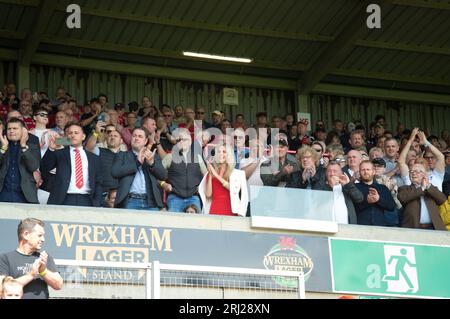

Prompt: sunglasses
[{"left": 37, "top": 112, "right": 48, "bottom": 117}]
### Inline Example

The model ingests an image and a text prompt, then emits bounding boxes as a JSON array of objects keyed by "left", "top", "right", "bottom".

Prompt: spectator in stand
[
  {"left": 79, "top": 98, "right": 101, "bottom": 136},
  {"left": 121, "top": 111, "right": 138, "bottom": 149},
  {"left": 372, "top": 157, "right": 402, "bottom": 226},
  {"left": 112, "top": 127, "right": 167, "bottom": 210},
  {"left": 260, "top": 138, "right": 299, "bottom": 187},
  {"left": 311, "top": 141, "right": 329, "bottom": 168},
  {"left": 199, "top": 144, "right": 248, "bottom": 216},
  {"left": 323, "top": 162, "right": 363, "bottom": 224},
  {"left": 211, "top": 110, "right": 223, "bottom": 129},
  {"left": 234, "top": 113, "right": 247, "bottom": 130},
  {"left": 114, "top": 103, "right": 126, "bottom": 127},
  {"left": 369, "top": 147, "right": 384, "bottom": 160},
  {"left": 139, "top": 96, "right": 159, "bottom": 120},
  {"left": 383, "top": 138, "right": 404, "bottom": 188},
  {"left": 354, "top": 160, "right": 396, "bottom": 226},
  {"left": 51, "top": 111, "right": 69, "bottom": 137},
  {"left": 183, "top": 204, "right": 199, "bottom": 214},
  {"left": 19, "top": 100, "right": 35, "bottom": 130},
  {"left": 327, "top": 145, "right": 346, "bottom": 168},
  {"left": 0, "top": 118, "right": 40, "bottom": 204},
  {"left": 1, "top": 277, "right": 23, "bottom": 299},
  {"left": 343, "top": 150, "right": 362, "bottom": 182},
  {"left": 86, "top": 129, "right": 122, "bottom": 196},
  {"left": 398, "top": 163, "right": 447, "bottom": 230},
  {"left": 2, "top": 83, "right": 18, "bottom": 104},
  {"left": 220, "top": 119, "right": 232, "bottom": 135},
  {"left": 346, "top": 130, "right": 366, "bottom": 153},
  {"left": 395, "top": 123, "right": 407, "bottom": 140},
  {"left": 160, "top": 130, "right": 206, "bottom": 213},
  {"left": 20, "top": 88, "right": 32, "bottom": 103},
  {"left": 325, "top": 131, "right": 341, "bottom": 148},
  {"left": 419, "top": 131, "right": 446, "bottom": 192},
  {"left": 233, "top": 127, "right": 249, "bottom": 169},
  {"left": 29, "top": 108, "right": 54, "bottom": 158},
  {"left": 241, "top": 138, "right": 268, "bottom": 214},
  {"left": 195, "top": 106, "right": 212, "bottom": 129},
  {"left": 314, "top": 128, "right": 327, "bottom": 143},
  {"left": 285, "top": 113, "right": 295, "bottom": 132},
  {"left": 441, "top": 129, "right": 450, "bottom": 149},
  {"left": 142, "top": 116, "right": 167, "bottom": 160},
  {"left": 98, "top": 93, "right": 109, "bottom": 111},
  {"left": 293, "top": 145, "right": 327, "bottom": 190},
  {"left": 68, "top": 99, "right": 81, "bottom": 123},
  {"left": 254, "top": 112, "right": 269, "bottom": 132},
  {"left": 0, "top": 218, "right": 63, "bottom": 299},
  {"left": 290, "top": 119, "right": 313, "bottom": 151},
  {"left": 41, "top": 123, "right": 103, "bottom": 207},
  {"left": 155, "top": 116, "right": 177, "bottom": 152},
  {"left": 179, "top": 107, "right": 196, "bottom": 140},
  {"left": 173, "top": 105, "right": 184, "bottom": 125}
]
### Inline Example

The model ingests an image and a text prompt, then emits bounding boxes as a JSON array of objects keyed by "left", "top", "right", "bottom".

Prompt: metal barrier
[{"left": 53, "top": 259, "right": 305, "bottom": 299}]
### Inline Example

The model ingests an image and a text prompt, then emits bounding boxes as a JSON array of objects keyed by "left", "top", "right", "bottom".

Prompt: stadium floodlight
[{"left": 182, "top": 51, "right": 253, "bottom": 63}]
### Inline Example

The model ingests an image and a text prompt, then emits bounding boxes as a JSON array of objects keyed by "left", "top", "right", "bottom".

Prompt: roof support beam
[
  {"left": 392, "top": 0, "right": 450, "bottom": 10},
  {"left": 19, "top": 0, "right": 56, "bottom": 65},
  {"left": 0, "top": 0, "right": 332, "bottom": 42},
  {"left": 299, "top": 1, "right": 393, "bottom": 94}
]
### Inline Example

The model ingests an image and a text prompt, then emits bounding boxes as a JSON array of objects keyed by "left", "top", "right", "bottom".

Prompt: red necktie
[{"left": 74, "top": 149, "right": 84, "bottom": 189}]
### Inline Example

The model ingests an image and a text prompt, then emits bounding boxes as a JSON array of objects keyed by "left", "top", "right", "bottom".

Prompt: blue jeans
[
  {"left": 167, "top": 194, "right": 201, "bottom": 213},
  {"left": 125, "top": 198, "right": 160, "bottom": 211}
]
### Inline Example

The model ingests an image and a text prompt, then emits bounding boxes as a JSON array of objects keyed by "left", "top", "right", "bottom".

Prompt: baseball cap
[{"left": 372, "top": 158, "right": 386, "bottom": 167}]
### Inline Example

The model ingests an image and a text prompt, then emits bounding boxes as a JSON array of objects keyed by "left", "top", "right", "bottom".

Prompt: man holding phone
[
  {"left": 354, "top": 160, "right": 396, "bottom": 226},
  {"left": 40, "top": 123, "right": 103, "bottom": 207}
]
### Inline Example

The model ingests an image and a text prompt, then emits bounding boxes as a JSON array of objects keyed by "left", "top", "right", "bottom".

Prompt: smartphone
[
  {"left": 97, "top": 114, "right": 106, "bottom": 122},
  {"left": 55, "top": 137, "right": 71, "bottom": 146}
]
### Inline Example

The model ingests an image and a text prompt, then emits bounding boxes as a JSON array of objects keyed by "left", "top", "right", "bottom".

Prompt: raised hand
[
  {"left": 283, "top": 164, "right": 294, "bottom": 175},
  {"left": 339, "top": 173, "right": 350, "bottom": 185},
  {"left": 0, "top": 134, "right": 8, "bottom": 147},
  {"left": 144, "top": 148, "right": 156, "bottom": 165},
  {"left": 137, "top": 147, "right": 146, "bottom": 165},
  {"left": 20, "top": 127, "right": 29, "bottom": 147}
]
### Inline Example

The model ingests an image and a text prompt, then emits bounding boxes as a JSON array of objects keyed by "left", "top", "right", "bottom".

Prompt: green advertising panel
[{"left": 330, "top": 238, "right": 450, "bottom": 298}]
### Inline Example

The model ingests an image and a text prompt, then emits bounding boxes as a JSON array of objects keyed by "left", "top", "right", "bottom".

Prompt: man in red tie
[{"left": 40, "top": 123, "right": 103, "bottom": 207}]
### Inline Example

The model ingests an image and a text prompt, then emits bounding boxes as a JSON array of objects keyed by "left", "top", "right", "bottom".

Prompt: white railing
[{"left": 54, "top": 259, "right": 305, "bottom": 299}]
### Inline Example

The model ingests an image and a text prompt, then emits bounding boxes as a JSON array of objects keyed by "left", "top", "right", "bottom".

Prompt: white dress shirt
[
  {"left": 332, "top": 184, "right": 349, "bottom": 224},
  {"left": 67, "top": 146, "right": 91, "bottom": 194}
]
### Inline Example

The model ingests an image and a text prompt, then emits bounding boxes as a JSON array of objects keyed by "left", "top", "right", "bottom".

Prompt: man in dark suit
[
  {"left": 40, "top": 123, "right": 103, "bottom": 207},
  {"left": 355, "top": 160, "right": 396, "bottom": 226},
  {"left": 112, "top": 127, "right": 167, "bottom": 210},
  {"left": 0, "top": 118, "right": 40, "bottom": 203}
]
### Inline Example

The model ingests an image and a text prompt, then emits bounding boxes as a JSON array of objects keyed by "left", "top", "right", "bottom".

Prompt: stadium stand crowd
[{"left": 1, "top": 82, "right": 449, "bottom": 231}]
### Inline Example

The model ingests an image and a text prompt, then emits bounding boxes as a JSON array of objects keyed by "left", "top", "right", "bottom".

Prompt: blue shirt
[{"left": 4, "top": 142, "right": 22, "bottom": 192}]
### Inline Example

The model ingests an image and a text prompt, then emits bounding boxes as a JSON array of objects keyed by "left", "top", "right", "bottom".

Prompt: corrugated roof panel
[
  {"left": 317, "top": 1, "right": 351, "bottom": 36},
  {"left": 129, "top": 22, "right": 152, "bottom": 47},
  {"left": 168, "top": 0, "right": 195, "bottom": 20},
  {"left": 211, "top": 2, "right": 234, "bottom": 24},
  {"left": 266, "top": 0, "right": 298, "bottom": 32},
  {"left": 103, "top": 19, "right": 129, "bottom": 43},
  {"left": 216, "top": 1, "right": 249, "bottom": 26},
  {"left": 139, "top": 24, "right": 166, "bottom": 48},
  {"left": 117, "top": 21, "right": 142, "bottom": 46},
  {"left": 91, "top": 17, "right": 115, "bottom": 42},
  {"left": 226, "top": 0, "right": 259, "bottom": 29},
  {"left": 193, "top": 0, "right": 222, "bottom": 23},
  {"left": 250, "top": 0, "right": 283, "bottom": 30},
  {"left": 4, "top": 5, "right": 26, "bottom": 32},
  {"left": 364, "top": 6, "right": 407, "bottom": 42},
  {"left": 16, "top": 6, "right": 35, "bottom": 33}
]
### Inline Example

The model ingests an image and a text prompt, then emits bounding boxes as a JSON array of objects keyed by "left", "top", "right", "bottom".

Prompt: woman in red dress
[
  {"left": 207, "top": 145, "right": 235, "bottom": 215},
  {"left": 200, "top": 145, "right": 248, "bottom": 216}
]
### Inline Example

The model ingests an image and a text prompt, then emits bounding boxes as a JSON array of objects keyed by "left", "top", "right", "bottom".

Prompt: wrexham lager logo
[{"left": 263, "top": 236, "right": 314, "bottom": 288}]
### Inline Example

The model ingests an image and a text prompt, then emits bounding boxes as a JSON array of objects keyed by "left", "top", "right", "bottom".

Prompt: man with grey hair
[{"left": 0, "top": 218, "right": 63, "bottom": 299}]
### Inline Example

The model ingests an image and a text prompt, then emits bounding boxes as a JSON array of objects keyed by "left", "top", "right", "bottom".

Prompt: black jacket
[
  {"left": 40, "top": 147, "right": 103, "bottom": 206},
  {"left": 112, "top": 150, "right": 167, "bottom": 208}
]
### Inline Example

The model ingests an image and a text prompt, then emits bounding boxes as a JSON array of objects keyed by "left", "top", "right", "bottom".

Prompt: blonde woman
[{"left": 199, "top": 145, "right": 248, "bottom": 216}]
